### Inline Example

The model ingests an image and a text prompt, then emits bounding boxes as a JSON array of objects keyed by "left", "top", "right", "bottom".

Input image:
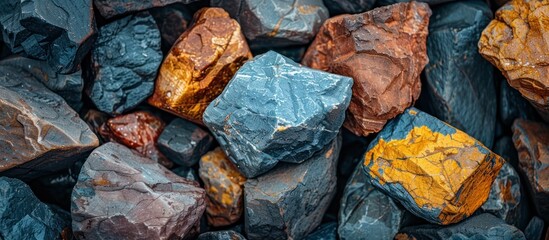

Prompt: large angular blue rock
[
  {"left": 419, "top": 0, "right": 496, "bottom": 148},
  {"left": 203, "top": 51, "right": 352, "bottom": 178},
  {"left": 0, "top": 177, "right": 71, "bottom": 240},
  {"left": 88, "top": 12, "right": 162, "bottom": 115}
]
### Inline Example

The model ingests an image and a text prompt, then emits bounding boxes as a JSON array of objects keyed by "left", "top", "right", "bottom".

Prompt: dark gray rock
[
  {"left": 524, "top": 216, "right": 545, "bottom": 240},
  {"left": 377, "top": 0, "right": 456, "bottom": 6},
  {"left": 0, "top": 0, "right": 96, "bottom": 74},
  {"left": 210, "top": 0, "right": 329, "bottom": 48},
  {"left": 71, "top": 142, "right": 206, "bottom": 240},
  {"left": 244, "top": 136, "right": 340, "bottom": 240},
  {"left": 304, "top": 222, "right": 337, "bottom": 240},
  {"left": 494, "top": 136, "right": 519, "bottom": 167},
  {"left": 172, "top": 166, "right": 199, "bottom": 182},
  {"left": 88, "top": 12, "right": 162, "bottom": 115},
  {"left": 499, "top": 79, "right": 540, "bottom": 127},
  {"left": 396, "top": 213, "right": 526, "bottom": 240},
  {"left": 150, "top": 4, "right": 192, "bottom": 52},
  {"left": 203, "top": 51, "right": 352, "bottom": 178},
  {"left": 197, "top": 230, "right": 246, "bottom": 240},
  {"left": 252, "top": 45, "right": 308, "bottom": 63},
  {"left": 420, "top": 0, "right": 496, "bottom": 148},
  {"left": 0, "top": 56, "right": 84, "bottom": 111},
  {"left": 481, "top": 162, "right": 523, "bottom": 226},
  {"left": 157, "top": 118, "right": 214, "bottom": 167},
  {"left": 94, "top": 0, "right": 200, "bottom": 19},
  {"left": 0, "top": 177, "right": 71, "bottom": 240},
  {"left": 323, "top": 0, "right": 375, "bottom": 15}
]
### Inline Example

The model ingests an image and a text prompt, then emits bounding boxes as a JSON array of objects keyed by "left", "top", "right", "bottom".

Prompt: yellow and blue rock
[{"left": 362, "top": 108, "right": 504, "bottom": 225}]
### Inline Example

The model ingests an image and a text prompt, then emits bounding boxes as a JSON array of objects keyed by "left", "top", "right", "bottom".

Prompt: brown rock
[
  {"left": 83, "top": 109, "right": 110, "bottom": 143},
  {"left": 199, "top": 147, "right": 246, "bottom": 227},
  {"left": 100, "top": 111, "right": 173, "bottom": 168},
  {"left": 512, "top": 119, "right": 549, "bottom": 222},
  {"left": 302, "top": 2, "right": 431, "bottom": 136},
  {"left": 148, "top": 7, "right": 252, "bottom": 124},
  {"left": 479, "top": 0, "right": 549, "bottom": 122}
]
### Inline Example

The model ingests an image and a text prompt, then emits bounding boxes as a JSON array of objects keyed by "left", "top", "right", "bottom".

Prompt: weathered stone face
[
  {"left": 204, "top": 51, "right": 352, "bottom": 178},
  {"left": 71, "top": 142, "right": 206, "bottom": 240},
  {"left": 480, "top": 162, "right": 523, "bottom": 225},
  {"left": 199, "top": 148, "right": 246, "bottom": 227},
  {"left": 94, "top": 0, "right": 200, "bottom": 19},
  {"left": 363, "top": 108, "right": 504, "bottom": 225},
  {"left": 479, "top": 0, "right": 549, "bottom": 122},
  {"left": 304, "top": 222, "right": 337, "bottom": 240},
  {"left": 148, "top": 7, "right": 252, "bottom": 124},
  {"left": 0, "top": 67, "right": 98, "bottom": 180},
  {"left": 302, "top": 2, "right": 431, "bottom": 137}
]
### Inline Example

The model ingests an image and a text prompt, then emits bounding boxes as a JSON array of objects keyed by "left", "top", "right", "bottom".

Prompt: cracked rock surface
[
  {"left": 204, "top": 51, "right": 352, "bottom": 178},
  {"left": 71, "top": 142, "right": 206, "bottom": 240},
  {"left": 244, "top": 136, "right": 340, "bottom": 240},
  {"left": 89, "top": 12, "right": 162, "bottom": 116},
  {"left": 302, "top": 2, "right": 430, "bottom": 137},
  {"left": 0, "top": 67, "right": 98, "bottom": 180},
  {"left": 480, "top": 162, "right": 523, "bottom": 226},
  {"left": 148, "top": 7, "right": 252, "bottom": 124},
  {"left": 363, "top": 108, "right": 504, "bottom": 225},
  {"left": 94, "top": 0, "right": 200, "bottom": 19}
]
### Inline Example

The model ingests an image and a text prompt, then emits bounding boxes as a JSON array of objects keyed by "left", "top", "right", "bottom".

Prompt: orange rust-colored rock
[
  {"left": 302, "top": 2, "right": 431, "bottom": 136},
  {"left": 148, "top": 7, "right": 252, "bottom": 124},
  {"left": 199, "top": 147, "right": 246, "bottom": 227},
  {"left": 478, "top": 0, "right": 549, "bottom": 121}
]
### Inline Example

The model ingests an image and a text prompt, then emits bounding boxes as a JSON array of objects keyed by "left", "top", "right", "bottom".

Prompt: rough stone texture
[
  {"left": 339, "top": 163, "right": 409, "bottom": 240},
  {"left": 323, "top": 0, "right": 375, "bottom": 15},
  {"left": 172, "top": 166, "right": 199, "bottom": 182},
  {"left": 481, "top": 162, "right": 523, "bottom": 226},
  {"left": 244, "top": 136, "right": 340, "bottom": 240},
  {"left": 302, "top": 2, "right": 431, "bottom": 137},
  {"left": 395, "top": 213, "right": 526, "bottom": 240},
  {"left": 377, "top": 0, "right": 456, "bottom": 5},
  {"left": 148, "top": 7, "right": 252, "bottom": 124},
  {"left": 204, "top": 51, "right": 352, "bottom": 178},
  {"left": 304, "top": 222, "right": 337, "bottom": 240},
  {"left": 500, "top": 79, "right": 539, "bottom": 127},
  {"left": 94, "top": 0, "right": 200, "bottom": 19},
  {"left": 199, "top": 147, "right": 246, "bottom": 227},
  {"left": 210, "top": 0, "right": 329, "bottom": 48},
  {"left": 71, "top": 142, "right": 206, "bottom": 240},
  {"left": 512, "top": 119, "right": 549, "bottom": 222},
  {"left": 0, "top": 177, "right": 71, "bottom": 240},
  {"left": 524, "top": 216, "right": 545, "bottom": 240},
  {"left": 252, "top": 45, "right": 308, "bottom": 63},
  {"left": 197, "top": 230, "right": 246, "bottom": 240},
  {"left": 0, "top": 0, "right": 96, "bottom": 74},
  {"left": 83, "top": 109, "right": 110, "bottom": 143},
  {"left": 0, "top": 67, "right": 98, "bottom": 180},
  {"left": 479, "top": 0, "right": 549, "bottom": 122},
  {"left": 363, "top": 108, "right": 505, "bottom": 225},
  {"left": 88, "top": 12, "right": 162, "bottom": 116},
  {"left": 421, "top": 0, "right": 496, "bottom": 148},
  {"left": 157, "top": 118, "right": 214, "bottom": 167},
  {"left": 100, "top": 111, "right": 173, "bottom": 168},
  {"left": 150, "top": 4, "right": 192, "bottom": 51},
  {"left": 0, "top": 56, "right": 84, "bottom": 111}
]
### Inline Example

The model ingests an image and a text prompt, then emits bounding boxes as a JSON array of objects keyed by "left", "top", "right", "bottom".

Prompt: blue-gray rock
[
  {"left": 150, "top": 3, "right": 192, "bottom": 52},
  {"left": 71, "top": 142, "right": 206, "bottom": 240},
  {"left": 210, "top": 0, "right": 329, "bottom": 48},
  {"left": 419, "top": 0, "right": 496, "bottom": 148},
  {"left": 252, "top": 45, "right": 308, "bottom": 63},
  {"left": 157, "top": 118, "right": 214, "bottom": 167},
  {"left": 0, "top": 177, "right": 71, "bottom": 240},
  {"left": 396, "top": 213, "right": 526, "bottom": 240},
  {"left": 172, "top": 166, "right": 199, "bottom": 182},
  {"left": 524, "top": 216, "right": 545, "bottom": 240},
  {"left": 203, "top": 51, "right": 352, "bottom": 178},
  {"left": 94, "top": 0, "right": 200, "bottom": 19},
  {"left": 0, "top": 0, "right": 96, "bottom": 74},
  {"left": 304, "top": 222, "right": 337, "bottom": 240},
  {"left": 0, "top": 56, "right": 84, "bottom": 111},
  {"left": 499, "top": 79, "right": 540, "bottom": 127},
  {"left": 197, "top": 230, "right": 246, "bottom": 240},
  {"left": 88, "top": 12, "right": 162, "bottom": 116},
  {"left": 494, "top": 136, "right": 520, "bottom": 167},
  {"left": 323, "top": 0, "right": 375, "bottom": 15},
  {"left": 377, "top": 0, "right": 455, "bottom": 6},
  {"left": 244, "top": 136, "right": 340, "bottom": 240}
]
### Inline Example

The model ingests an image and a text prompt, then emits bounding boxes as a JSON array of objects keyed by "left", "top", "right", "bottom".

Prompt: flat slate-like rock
[
  {"left": 199, "top": 148, "right": 247, "bottom": 227},
  {"left": 0, "top": 0, "right": 96, "bottom": 74},
  {"left": 339, "top": 163, "right": 410, "bottom": 240},
  {"left": 0, "top": 177, "right": 71, "bottom": 240},
  {"left": 421, "top": 0, "right": 496, "bottom": 148},
  {"left": 148, "top": 7, "right": 252, "bottom": 124},
  {"left": 363, "top": 108, "right": 504, "bottom": 225},
  {"left": 524, "top": 216, "right": 545, "bottom": 240},
  {"left": 512, "top": 119, "right": 549, "bottom": 222},
  {"left": 157, "top": 118, "right": 214, "bottom": 167},
  {"left": 204, "top": 51, "right": 352, "bottom": 178},
  {"left": 197, "top": 230, "right": 246, "bottom": 240},
  {"left": 481, "top": 162, "right": 523, "bottom": 226},
  {"left": 94, "top": 0, "right": 200, "bottom": 19},
  {"left": 479, "top": 0, "right": 549, "bottom": 122},
  {"left": 244, "top": 136, "right": 340, "bottom": 240},
  {"left": 211, "top": 0, "right": 329, "bottom": 48},
  {"left": 0, "top": 67, "right": 98, "bottom": 180},
  {"left": 500, "top": 79, "right": 539, "bottom": 127},
  {"left": 395, "top": 213, "right": 526, "bottom": 240},
  {"left": 322, "top": 0, "right": 375, "bottom": 15},
  {"left": 88, "top": 12, "right": 162, "bottom": 115},
  {"left": 304, "top": 222, "right": 337, "bottom": 240},
  {"left": 302, "top": 2, "right": 431, "bottom": 137},
  {"left": 71, "top": 142, "right": 206, "bottom": 240},
  {"left": 0, "top": 57, "right": 84, "bottom": 111}
]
